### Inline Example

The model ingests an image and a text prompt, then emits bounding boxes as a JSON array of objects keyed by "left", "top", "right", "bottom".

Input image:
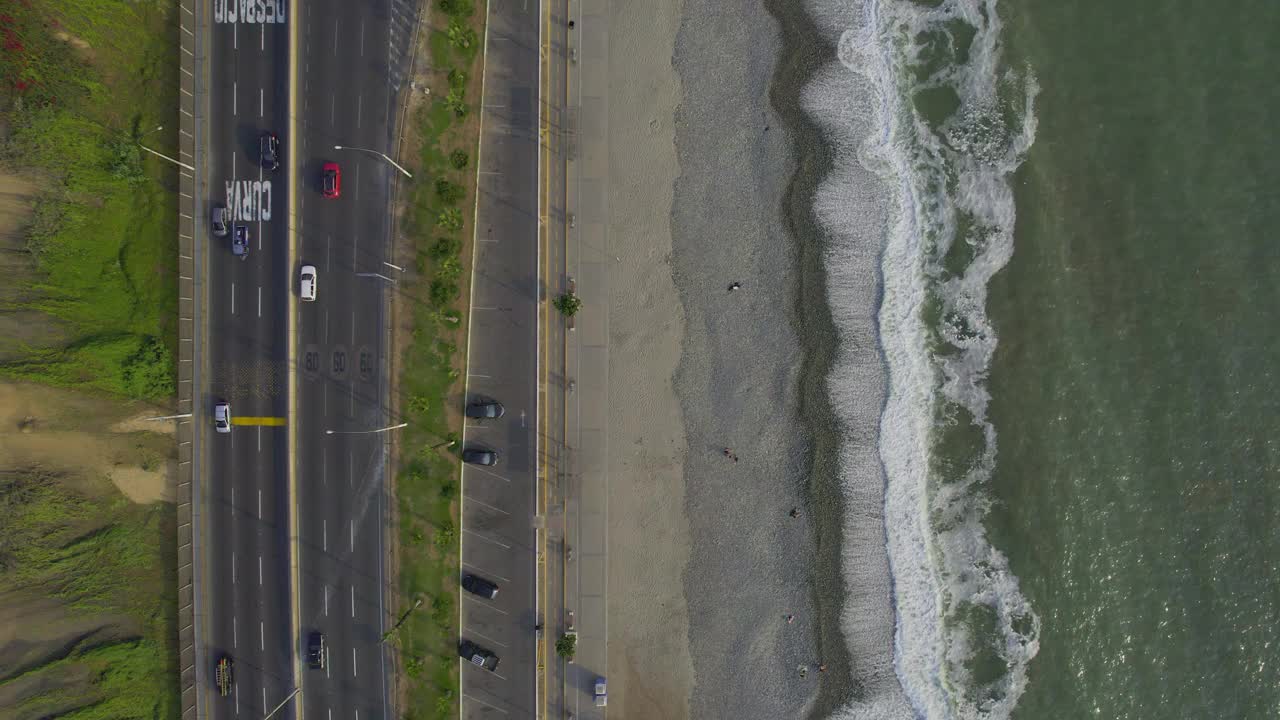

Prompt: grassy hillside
[{"left": 0, "top": 0, "right": 179, "bottom": 400}]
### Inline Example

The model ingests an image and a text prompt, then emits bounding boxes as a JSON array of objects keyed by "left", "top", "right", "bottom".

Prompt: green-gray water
[{"left": 987, "top": 1, "right": 1280, "bottom": 717}]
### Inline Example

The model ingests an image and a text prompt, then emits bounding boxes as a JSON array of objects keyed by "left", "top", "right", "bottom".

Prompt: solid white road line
[
  {"left": 233, "top": 81, "right": 237, "bottom": 116},
  {"left": 258, "top": 555, "right": 263, "bottom": 585},
  {"left": 258, "top": 489, "right": 262, "bottom": 518},
  {"left": 233, "top": 23, "right": 237, "bottom": 50},
  {"left": 357, "top": 94, "right": 362, "bottom": 129},
  {"left": 352, "top": 648, "right": 357, "bottom": 677},
  {"left": 349, "top": 518, "right": 354, "bottom": 553},
  {"left": 259, "top": 621, "right": 264, "bottom": 651},
  {"left": 235, "top": 684, "right": 240, "bottom": 716},
  {"left": 259, "top": 86, "right": 264, "bottom": 117},
  {"left": 258, "top": 286, "right": 262, "bottom": 317},
  {"left": 262, "top": 687, "right": 266, "bottom": 714},
  {"left": 257, "top": 425, "right": 262, "bottom": 452},
  {"left": 324, "top": 585, "right": 329, "bottom": 616},
  {"left": 462, "top": 562, "right": 511, "bottom": 583},
  {"left": 259, "top": 24, "right": 264, "bottom": 51},
  {"left": 463, "top": 495, "right": 511, "bottom": 516},
  {"left": 232, "top": 552, "right": 236, "bottom": 583},
  {"left": 463, "top": 529, "right": 512, "bottom": 549},
  {"left": 233, "top": 616, "right": 238, "bottom": 647},
  {"left": 350, "top": 585, "right": 355, "bottom": 617},
  {"left": 360, "top": 20, "right": 364, "bottom": 56},
  {"left": 323, "top": 519, "right": 328, "bottom": 552},
  {"left": 231, "top": 282, "right": 236, "bottom": 314}
]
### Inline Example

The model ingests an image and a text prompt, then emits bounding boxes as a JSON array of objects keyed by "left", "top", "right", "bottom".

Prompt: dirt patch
[{"left": 0, "top": 381, "right": 177, "bottom": 504}]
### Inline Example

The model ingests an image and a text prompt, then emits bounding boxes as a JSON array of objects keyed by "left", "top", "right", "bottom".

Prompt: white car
[
  {"left": 300, "top": 264, "right": 317, "bottom": 302},
  {"left": 594, "top": 677, "right": 607, "bottom": 707},
  {"left": 214, "top": 402, "right": 232, "bottom": 433}
]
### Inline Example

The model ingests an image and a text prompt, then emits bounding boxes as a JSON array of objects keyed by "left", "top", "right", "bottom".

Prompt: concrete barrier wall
[{"left": 177, "top": 0, "right": 207, "bottom": 717}]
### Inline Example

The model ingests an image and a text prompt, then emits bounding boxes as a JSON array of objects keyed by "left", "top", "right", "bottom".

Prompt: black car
[
  {"left": 260, "top": 132, "right": 280, "bottom": 171},
  {"left": 459, "top": 640, "right": 500, "bottom": 671},
  {"left": 306, "top": 631, "right": 327, "bottom": 670},
  {"left": 465, "top": 400, "right": 506, "bottom": 420},
  {"left": 461, "top": 573, "right": 500, "bottom": 600},
  {"left": 461, "top": 448, "right": 499, "bottom": 466}
]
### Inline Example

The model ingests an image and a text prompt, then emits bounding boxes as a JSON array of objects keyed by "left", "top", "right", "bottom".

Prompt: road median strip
[{"left": 231, "top": 416, "right": 288, "bottom": 426}]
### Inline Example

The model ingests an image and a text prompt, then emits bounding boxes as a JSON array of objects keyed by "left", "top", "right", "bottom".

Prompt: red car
[{"left": 322, "top": 162, "right": 341, "bottom": 198}]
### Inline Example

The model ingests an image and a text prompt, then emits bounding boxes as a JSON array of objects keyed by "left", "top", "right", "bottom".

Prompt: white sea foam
[{"left": 801, "top": 0, "right": 1039, "bottom": 717}]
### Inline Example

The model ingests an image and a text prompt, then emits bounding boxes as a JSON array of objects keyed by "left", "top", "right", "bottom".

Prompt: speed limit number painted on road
[
  {"left": 357, "top": 345, "right": 374, "bottom": 383},
  {"left": 330, "top": 345, "right": 348, "bottom": 381},
  {"left": 302, "top": 344, "right": 322, "bottom": 381}
]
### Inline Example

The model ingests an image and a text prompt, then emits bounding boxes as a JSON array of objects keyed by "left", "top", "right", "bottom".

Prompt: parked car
[
  {"left": 232, "top": 225, "right": 250, "bottom": 259},
  {"left": 459, "top": 640, "right": 500, "bottom": 671},
  {"left": 461, "top": 448, "right": 499, "bottom": 466},
  {"left": 260, "top": 132, "right": 280, "bottom": 171},
  {"left": 461, "top": 573, "right": 499, "bottom": 600},
  {"left": 211, "top": 204, "right": 229, "bottom": 237},
  {"left": 214, "top": 402, "right": 232, "bottom": 434},
  {"left": 594, "top": 677, "right": 607, "bottom": 707},
  {"left": 322, "top": 162, "right": 341, "bottom": 198},
  {"left": 300, "top": 264, "right": 317, "bottom": 302},
  {"left": 306, "top": 632, "right": 327, "bottom": 670},
  {"left": 465, "top": 400, "right": 505, "bottom": 420}
]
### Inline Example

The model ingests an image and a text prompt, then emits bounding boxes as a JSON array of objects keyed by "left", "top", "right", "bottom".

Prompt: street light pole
[
  {"left": 260, "top": 687, "right": 301, "bottom": 720},
  {"left": 325, "top": 422, "right": 408, "bottom": 436},
  {"left": 333, "top": 144, "right": 413, "bottom": 178},
  {"left": 142, "top": 413, "right": 194, "bottom": 421}
]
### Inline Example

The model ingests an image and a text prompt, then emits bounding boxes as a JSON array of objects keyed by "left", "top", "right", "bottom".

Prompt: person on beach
[
  {"left": 728, "top": 281, "right": 741, "bottom": 291},
  {"left": 723, "top": 448, "right": 733, "bottom": 457},
  {"left": 786, "top": 614, "right": 795, "bottom": 624},
  {"left": 789, "top": 507, "right": 800, "bottom": 518}
]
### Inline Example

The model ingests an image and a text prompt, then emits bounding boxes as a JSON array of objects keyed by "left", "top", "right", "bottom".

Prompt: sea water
[{"left": 804, "top": 0, "right": 1280, "bottom": 718}]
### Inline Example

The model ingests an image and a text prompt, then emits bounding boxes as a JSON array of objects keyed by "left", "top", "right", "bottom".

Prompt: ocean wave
[{"left": 801, "top": 0, "right": 1040, "bottom": 717}]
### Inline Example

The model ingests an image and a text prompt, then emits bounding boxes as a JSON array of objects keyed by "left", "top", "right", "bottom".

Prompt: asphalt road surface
[
  {"left": 460, "top": 0, "right": 543, "bottom": 716},
  {"left": 205, "top": 6, "right": 294, "bottom": 720},
  {"left": 293, "top": 0, "right": 417, "bottom": 718},
  {"left": 202, "top": 0, "right": 416, "bottom": 717}
]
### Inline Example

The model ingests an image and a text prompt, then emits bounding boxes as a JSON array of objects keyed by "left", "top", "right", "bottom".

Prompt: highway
[
  {"left": 459, "top": 0, "right": 543, "bottom": 716},
  {"left": 293, "top": 0, "right": 417, "bottom": 718},
  {"left": 204, "top": 5, "right": 295, "bottom": 720},
  {"left": 201, "top": 0, "right": 415, "bottom": 718}
]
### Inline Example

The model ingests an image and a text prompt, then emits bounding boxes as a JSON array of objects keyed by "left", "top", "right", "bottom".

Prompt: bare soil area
[{"left": 0, "top": 381, "right": 177, "bottom": 503}]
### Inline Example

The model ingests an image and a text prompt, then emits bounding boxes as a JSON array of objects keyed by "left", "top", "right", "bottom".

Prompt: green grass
[
  {"left": 0, "top": 0, "right": 180, "bottom": 400},
  {"left": 391, "top": 2, "right": 488, "bottom": 718},
  {"left": 0, "top": 470, "right": 180, "bottom": 719}
]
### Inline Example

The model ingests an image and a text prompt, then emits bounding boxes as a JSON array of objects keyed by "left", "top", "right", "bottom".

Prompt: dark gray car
[
  {"left": 462, "top": 573, "right": 499, "bottom": 600},
  {"left": 461, "top": 448, "right": 499, "bottom": 466},
  {"left": 459, "top": 640, "right": 500, "bottom": 671},
  {"left": 260, "top": 132, "right": 280, "bottom": 171},
  {"left": 465, "top": 400, "right": 505, "bottom": 419}
]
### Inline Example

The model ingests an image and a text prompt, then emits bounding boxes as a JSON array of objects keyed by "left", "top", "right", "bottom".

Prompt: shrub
[
  {"left": 449, "top": 150, "right": 469, "bottom": 169},
  {"left": 553, "top": 292, "right": 582, "bottom": 318},
  {"left": 438, "top": 0, "right": 473, "bottom": 17},
  {"left": 447, "top": 20, "right": 478, "bottom": 50},
  {"left": 437, "top": 207, "right": 463, "bottom": 231},
  {"left": 429, "top": 278, "right": 459, "bottom": 308},
  {"left": 444, "top": 88, "right": 467, "bottom": 118},
  {"left": 122, "top": 336, "right": 174, "bottom": 399},
  {"left": 435, "top": 178, "right": 465, "bottom": 205},
  {"left": 448, "top": 68, "right": 467, "bottom": 90},
  {"left": 555, "top": 633, "right": 577, "bottom": 660},
  {"left": 433, "top": 520, "right": 456, "bottom": 552},
  {"left": 429, "top": 236, "right": 461, "bottom": 260},
  {"left": 436, "top": 256, "right": 462, "bottom": 282}
]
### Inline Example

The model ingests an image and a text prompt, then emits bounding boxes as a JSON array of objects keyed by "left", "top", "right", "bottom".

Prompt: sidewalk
[{"left": 545, "top": 0, "right": 610, "bottom": 717}]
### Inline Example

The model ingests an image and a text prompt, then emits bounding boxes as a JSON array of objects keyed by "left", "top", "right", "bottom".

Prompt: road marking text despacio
[
  {"left": 214, "top": 0, "right": 286, "bottom": 24},
  {"left": 226, "top": 180, "right": 273, "bottom": 222}
]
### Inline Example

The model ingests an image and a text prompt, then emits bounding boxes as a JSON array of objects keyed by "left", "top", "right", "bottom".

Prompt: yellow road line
[{"left": 231, "top": 416, "right": 287, "bottom": 426}]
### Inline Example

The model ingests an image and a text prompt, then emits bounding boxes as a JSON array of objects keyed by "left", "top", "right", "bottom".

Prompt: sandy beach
[{"left": 604, "top": 0, "right": 842, "bottom": 718}]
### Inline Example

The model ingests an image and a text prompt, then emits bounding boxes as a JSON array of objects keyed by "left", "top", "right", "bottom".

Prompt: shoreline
[{"left": 760, "top": 0, "right": 859, "bottom": 715}]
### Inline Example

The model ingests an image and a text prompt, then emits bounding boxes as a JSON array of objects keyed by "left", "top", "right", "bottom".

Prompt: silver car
[
  {"left": 214, "top": 402, "right": 232, "bottom": 433},
  {"left": 211, "top": 204, "right": 229, "bottom": 237}
]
